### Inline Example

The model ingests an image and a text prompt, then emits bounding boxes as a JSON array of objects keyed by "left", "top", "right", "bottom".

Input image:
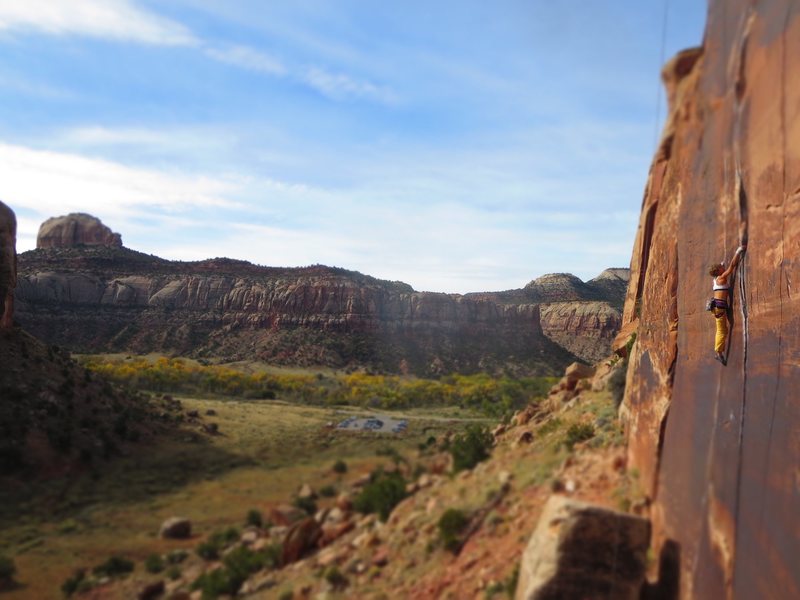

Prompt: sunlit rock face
[
  {"left": 619, "top": 1, "right": 800, "bottom": 597},
  {"left": 37, "top": 213, "right": 122, "bottom": 249}
]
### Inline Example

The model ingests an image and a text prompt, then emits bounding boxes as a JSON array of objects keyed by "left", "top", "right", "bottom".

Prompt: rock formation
[
  {"left": 36, "top": 213, "right": 122, "bottom": 249},
  {"left": 619, "top": 1, "right": 800, "bottom": 597},
  {"left": 0, "top": 201, "right": 16, "bottom": 328},
  {"left": 515, "top": 496, "right": 651, "bottom": 600},
  {"left": 15, "top": 230, "right": 627, "bottom": 375}
]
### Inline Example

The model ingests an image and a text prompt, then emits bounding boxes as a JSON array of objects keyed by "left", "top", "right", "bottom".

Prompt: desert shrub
[
  {"left": 319, "top": 484, "right": 337, "bottom": 498},
  {"left": 166, "top": 565, "right": 182, "bottom": 581},
  {"left": 192, "top": 546, "right": 277, "bottom": 598},
  {"left": 278, "top": 590, "right": 294, "bottom": 600},
  {"left": 293, "top": 496, "right": 317, "bottom": 515},
  {"left": 353, "top": 470, "right": 407, "bottom": 521},
  {"left": 332, "top": 459, "right": 348, "bottom": 474},
  {"left": 166, "top": 549, "right": 189, "bottom": 564},
  {"left": 192, "top": 567, "right": 237, "bottom": 598},
  {"left": 246, "top": 509, "right": 263, "bottom": 528},
  {"left": 197, "top": 529, "right": 238, "bottom": 561},
  {"left": 505, "top": 565, "right": 520, "bottom": 597},
  {"left": 323, "top": 565, "right": 348, "bottom": 589},
  {"left": 0, "top": 555, "right": 16, "bottom": 582},
  {"left": 92, "top": 556, "right": 134, "bottom": 578},
  {"left": 564, "top": 423, "right": 595, "bottom": 450},
  {"left": 450, "top": 425, "right": 493, "bottom": 472},
  {"left": 196, "top": 542, "right": 220, "bottom": 561},
  {"left": 438, "top": 508, "right": 469, "bottom": 552},
  {"left": 61, "top": 570, "right": 87, "bottom": 597},
  {"left": 144, "top": 553, "right": 164, "bottom": 574}
]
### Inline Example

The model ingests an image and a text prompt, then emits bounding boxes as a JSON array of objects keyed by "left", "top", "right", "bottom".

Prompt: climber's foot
[{"left": 714, "top": 352, "right": 727, "bottom": 366}]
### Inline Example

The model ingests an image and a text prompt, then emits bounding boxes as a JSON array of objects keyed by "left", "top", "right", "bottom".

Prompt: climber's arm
[{"left": 720, "top": 245, "right": 746, "bottom": 280}]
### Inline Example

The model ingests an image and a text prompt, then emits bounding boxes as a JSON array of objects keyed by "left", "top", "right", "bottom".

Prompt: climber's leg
[{"left": 713, "top": 307, "right": 728, "bottom": 364}]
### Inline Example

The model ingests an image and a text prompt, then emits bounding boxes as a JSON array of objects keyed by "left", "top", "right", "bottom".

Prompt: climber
[{"left": 708, "top": 244, "right": 746, "bottom": 364}]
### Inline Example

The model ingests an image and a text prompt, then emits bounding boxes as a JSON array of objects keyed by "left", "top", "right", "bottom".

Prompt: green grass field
[{"left": 1, "top": 393, "right": 490, "bottom": 599}]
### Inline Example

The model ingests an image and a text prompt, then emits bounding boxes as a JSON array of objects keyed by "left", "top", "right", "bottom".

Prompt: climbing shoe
[{"left": 714, "top": 353, "right": 727, "bottom": 366}]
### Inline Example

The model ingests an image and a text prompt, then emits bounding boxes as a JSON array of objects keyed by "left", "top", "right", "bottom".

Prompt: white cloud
[
  {"left": 205, "top": 45, "right": 286, "bottom": 76},
  {"left": 0, "top": 142, "right": 239, "bottom": 252},
  {"left": 204, "top": 43, "right": 396, "bottom": 104},
  {"left": 302, "top": 67, "right": 397, "bottom": 103},
  {"left": 0, "top": 0, "right": 196, "bottom": 45}
]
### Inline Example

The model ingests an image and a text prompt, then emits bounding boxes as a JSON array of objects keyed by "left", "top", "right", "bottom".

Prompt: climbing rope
[{"left": 652, "top": 0, "right": 671, "bottom": 151}]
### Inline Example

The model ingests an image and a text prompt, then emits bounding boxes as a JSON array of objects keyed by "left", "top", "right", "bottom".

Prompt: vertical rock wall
[
  {"left": 621, "top": 1, "right": 800, "bottom": 598},
  {"left": 0, "top": 201, "right": 16, "bottom": 328}
]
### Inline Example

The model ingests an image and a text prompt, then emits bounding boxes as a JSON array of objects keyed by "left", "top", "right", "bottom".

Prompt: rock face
[
  {"left": 0, "top": 201, "right": 16, "bottom": 328},
  {"left": 36, "top": 213, "right": 122, "bottom": 249},
  {"left": 15, "top": 239, "right": 627, "bottom": 375},
  {"left": 540, "top": 302, "right": 622, "bottom": 363},
  {"left": 515, "top": 496, "right": 650, "bottom": 600},
  {"left": 620, "top": 2, "right": 800, "bottom": 597}
]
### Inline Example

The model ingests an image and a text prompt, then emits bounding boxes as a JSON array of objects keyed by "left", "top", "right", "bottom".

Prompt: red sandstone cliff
[
  {"left": 619, "top": 1, "right": 800, "bottom": 597},
  {"left": 0, "top": 201, "right": 16, "bottom": 328}
]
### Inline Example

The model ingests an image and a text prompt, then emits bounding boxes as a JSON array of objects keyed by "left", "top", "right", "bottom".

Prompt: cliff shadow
[{"left": 641, "top": 539, "right": 681, "bottom": 600}]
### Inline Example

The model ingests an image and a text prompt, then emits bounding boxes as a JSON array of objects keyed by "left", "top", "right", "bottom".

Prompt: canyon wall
[
  {"left": 620, "top": 1, "right": 800, "bottom": 597},
  {"left": 15, "top": 240, "right": 626, "bottom": 375}
]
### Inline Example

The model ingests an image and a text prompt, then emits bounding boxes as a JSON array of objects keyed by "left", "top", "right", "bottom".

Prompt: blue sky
[{"left": 0, "top": 0, "right": 706, "bottom": 293}]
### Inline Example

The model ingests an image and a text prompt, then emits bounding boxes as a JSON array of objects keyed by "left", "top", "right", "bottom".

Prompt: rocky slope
[
  {"left": 0, "top": 204, "right": 183, "bottom": 483},
  {"left": 15, "top": 222, "right": 628, "bottom": 375},
  {"left": 618, "top": 1, "right": 800, "bottom": 597}
]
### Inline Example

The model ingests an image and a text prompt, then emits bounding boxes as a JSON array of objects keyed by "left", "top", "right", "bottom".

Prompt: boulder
[
  {"left": 281, "top": 517, "right": 322, "bottom": 565},
  {"left": 297, "top": 483, "right": 317, "bottom": 499},
  {"left": 515, "top": 496, "right": 650, "bottom": 600},
  {"left": 137, "top": 580, "right": 165, "bottom": 600},
  {"left": 321, "top": 520, "right": 355, "bottom": 546},
  {"left": 269, "top": 504, "right": 307, "bottom": 526},
  {"left": 159, "top": 517, "right": 191, "bottom": 539},
  {"left": 335, "top": 492, "right": 353, "bottom": 511},
  {"left": 36, "top": 213, "right": 122, "bottom": 249},
  {"left": 516, "top": 430, "right": 533, "bottom": 445}
]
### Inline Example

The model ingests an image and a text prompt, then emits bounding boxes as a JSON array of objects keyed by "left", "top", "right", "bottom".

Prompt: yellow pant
[{"left": 713, "top": 307, "right": 728, "bottom": 353}]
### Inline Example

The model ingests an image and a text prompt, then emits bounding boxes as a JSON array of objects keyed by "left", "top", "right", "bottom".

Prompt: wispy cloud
[
  {"left": 205, "top": 43, "right": 397, "bottom": 104},
  {"left": 204, "top": 45, "right": 286, "bottom": 76},
  {"left": 301, "top": 67, "right": 397, "bottom": 104},
  {"left": 0, "top": 142, "right": 239, "bottom": 250},
  {"left": 0, "top": 0, "right": 196, "bottom": 45}
]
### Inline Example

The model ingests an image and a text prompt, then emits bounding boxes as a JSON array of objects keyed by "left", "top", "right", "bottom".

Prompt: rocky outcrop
[
  {"left": 540, "top": 302, "right": 622, "bottom": 363},
  {"left": 0, "top": 201, "right": 16, "bottom": 328},
  {"left": 37, "top": 213, "right": 122, "bottom": 249},
  {"left": 515, "top": 496, "right": 651, "bottom": 600},
  {"left": 620, "top": 2, "right": 800, "bottom": 597},
  {"left": 14, "top": 240, "right": 627, "bottom": 375}
]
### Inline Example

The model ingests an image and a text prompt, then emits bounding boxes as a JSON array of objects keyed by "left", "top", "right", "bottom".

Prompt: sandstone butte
[
  {"left": 616, "top": 0, "right": 800, "bottom": 597},
  {"left": 14, "top": 215, "right": 627, "bottom": 375},
  {"left": 36, "top": 212, "right": 122, "bottom": 249}
]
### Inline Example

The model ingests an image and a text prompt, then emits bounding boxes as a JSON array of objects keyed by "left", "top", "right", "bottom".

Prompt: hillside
[
  {"left": 618, "top": 1, "right": 800, "bottom": 597},
  {"left": 15, "top": 215, "right": 629, "bottom": 375}
]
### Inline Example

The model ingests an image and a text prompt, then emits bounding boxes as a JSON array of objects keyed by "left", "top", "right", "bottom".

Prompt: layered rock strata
[
  {"left": 15, "top": 240, "right": 627, "bottom": 375},
  {"left": 620, "top": 1, "right": 800, "bottom": 597}
]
